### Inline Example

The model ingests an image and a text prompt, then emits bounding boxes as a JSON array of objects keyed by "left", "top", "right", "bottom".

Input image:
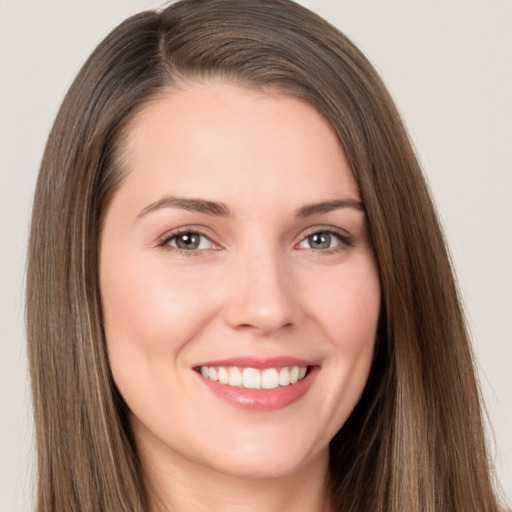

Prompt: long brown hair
[{"left": 26, "top": 0, "right": 501, "bottom": 510}]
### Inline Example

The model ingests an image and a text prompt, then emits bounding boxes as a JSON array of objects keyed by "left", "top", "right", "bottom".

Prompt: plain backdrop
[{"left": 1, "top": 1, "right": 510, "bottom": 510}]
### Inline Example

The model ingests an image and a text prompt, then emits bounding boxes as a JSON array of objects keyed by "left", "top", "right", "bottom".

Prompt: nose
[{"left": 223, "top": 247, "right": 298, "bottom": 336}]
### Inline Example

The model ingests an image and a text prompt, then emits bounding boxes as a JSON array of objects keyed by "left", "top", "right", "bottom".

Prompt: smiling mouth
[
  {"left": 193, "top": 357, "right": 319, "bottom": 410},
  {"left": 197, "top": 365, "right": 310, "bottom": 390}
]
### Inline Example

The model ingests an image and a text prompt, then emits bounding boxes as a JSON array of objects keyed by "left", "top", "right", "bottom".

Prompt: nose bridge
[{"left": 224, "top": 236, "right": 297, "bottom": 335}]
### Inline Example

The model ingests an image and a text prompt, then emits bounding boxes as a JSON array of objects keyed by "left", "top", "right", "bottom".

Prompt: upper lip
[{"left": 193, "top": 356, "right": 318, "bottom": 369}]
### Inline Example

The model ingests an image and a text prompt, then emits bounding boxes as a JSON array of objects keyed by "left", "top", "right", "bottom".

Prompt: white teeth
[
  {"left": 218, "top": 367, "right": 229, "bottom": 384},
  {"left": 279, "top": 367, "right": 291, "bottom": 386},
  {"left": 261, "top": 368, "right": 279, "bottom": 389},
  {"left": 199, "top": 365, "right": 309, "bottom": 390},
  {"left": 243, "top": 368, "right": 261, "bottom": 389},
  {"left": 229, "top": 367, "right": 243, "bottom": 386}
]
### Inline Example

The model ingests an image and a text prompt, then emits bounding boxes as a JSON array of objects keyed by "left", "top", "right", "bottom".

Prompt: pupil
[
  {"left": 177, "top": 233, "right": 200, "bottom": 250},
  {"left": 309, "top": 232, "right": 330, "bottom": 249}
]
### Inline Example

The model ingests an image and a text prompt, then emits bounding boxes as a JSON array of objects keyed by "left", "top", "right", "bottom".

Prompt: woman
[{"left": 26, "top": 0, "right": 503, "bottom": 510}]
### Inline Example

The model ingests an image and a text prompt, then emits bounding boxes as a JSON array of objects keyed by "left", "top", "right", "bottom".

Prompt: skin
[{"left": 100, "top": 81, "right": 381, "bottom": 512}]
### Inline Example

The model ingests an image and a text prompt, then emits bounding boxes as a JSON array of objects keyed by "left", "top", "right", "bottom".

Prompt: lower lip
[{"left": 196, "top": 367, "right": 318, "bottom": 411}]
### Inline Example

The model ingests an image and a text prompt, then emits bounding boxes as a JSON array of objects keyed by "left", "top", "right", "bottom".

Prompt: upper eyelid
[
  {"left": 158, "top": 224, "right": 350, "bottom": 237},
  {"left": 300, "top": 224, "right": 350, "bottom": 236},
  {"left": 158, "top": 225, "right": 215, "bottom": 243},
  {"left": 297, "top": 225, "right": 352, "bottom": 242}
]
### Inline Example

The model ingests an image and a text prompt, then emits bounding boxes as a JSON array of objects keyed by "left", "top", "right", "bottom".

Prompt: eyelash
[{"left": 158, "top": 226, "right": 353, "bottom": 256}]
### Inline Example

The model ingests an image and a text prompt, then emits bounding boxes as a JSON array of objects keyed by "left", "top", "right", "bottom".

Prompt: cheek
[
  {"left": 307, "top": 259, "right": 381, "bottom": 352},
  {"left": 100, "top": 254, "right": 224, "bottom": 425},
  {"left": 100, "top": 254, "right": 220, "bottom": 364},
  {"left": 315, "top": 259, "right": 380, "bottom": 418}
]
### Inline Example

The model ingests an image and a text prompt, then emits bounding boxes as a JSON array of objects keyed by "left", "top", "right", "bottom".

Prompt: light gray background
[{"left": 1, "top": 1, "right": 510, "bottom": 510}]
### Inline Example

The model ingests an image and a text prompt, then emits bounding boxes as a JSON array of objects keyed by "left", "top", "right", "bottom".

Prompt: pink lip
[
  {"left": 193, "top": 355, "right": 317, "bottom": 369},
  {"left": 194, "top": 360, "right": 320, "bottom": 411}
]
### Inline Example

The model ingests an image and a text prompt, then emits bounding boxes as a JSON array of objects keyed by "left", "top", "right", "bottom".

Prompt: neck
[{"left": 143, "top": 445, "right": 332, "bottom": 512}]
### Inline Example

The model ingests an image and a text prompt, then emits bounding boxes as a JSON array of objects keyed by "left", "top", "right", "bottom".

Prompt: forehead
[{"left": 116, "top": 80, "right": 360, "bottom": 211}]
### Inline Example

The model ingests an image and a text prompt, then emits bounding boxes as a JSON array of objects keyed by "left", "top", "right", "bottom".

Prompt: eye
[
  {"left": 162, "top": 231, "right": 215, "bottom": 251},
  {"left": 297, "top": 229, "right": 352, "bottom": 251}
]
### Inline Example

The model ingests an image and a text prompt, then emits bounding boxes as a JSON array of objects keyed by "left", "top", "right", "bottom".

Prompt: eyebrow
[
  {"left": 295, "top": 198, "right": 365, "bottom": 217},
  {"left": 136, "top": 196, "right": 232, "bottom": 219},
  {"left": 136, "top": 196, "right": 364, "bottom": 220}
]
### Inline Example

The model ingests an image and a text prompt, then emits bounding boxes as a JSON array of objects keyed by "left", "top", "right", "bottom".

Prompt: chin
[{"left": 191, "top": 428, "right": 330, "bottom": 481}]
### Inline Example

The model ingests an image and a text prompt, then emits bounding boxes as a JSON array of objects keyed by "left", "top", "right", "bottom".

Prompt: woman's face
[{"left": 100, "top": 81, "right": 380, "bottom": 480}]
